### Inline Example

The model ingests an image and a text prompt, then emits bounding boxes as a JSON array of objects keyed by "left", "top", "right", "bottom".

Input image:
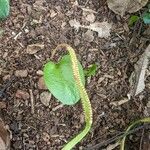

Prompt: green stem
[
  {"left": 62, "top": 122, "right": 91, "bottom": 150},
  {"left": 55, "top": 44, "right": 93, "bottom": 150},
  {"left": 120, "top": 117, "right": 150, "bottom": 150}
]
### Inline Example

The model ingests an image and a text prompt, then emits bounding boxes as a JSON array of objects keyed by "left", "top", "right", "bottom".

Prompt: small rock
[
  {"left": 42, "top": 132, "right": 50, "bottom": 143},
  {"left": 3, "top": 75, "right": 11, "bottom": 81},
  {"left": 15, "top": 70, "right": 28, "bottom": 77},
  {"left": 36, "top": 70, "right": 43, "bottom": 76},
  {"left": 40, "top": 91, "right": 51, "bottom": 106},
  {"left": 147, "top": 101, "right": 150, "bottom": 108},
  {"left": 85, "top": 13, "right": 95, "bottom": 23},
  {"left": 11, "top": 31, "right": 16, "bottom": 36},
  {"left": 74, "top": 37, "right": 80, "bottom": 46},
  {"left": 0, "top": 102, "right": 6, "bottom": 109},
  {"left": 38, "top": 77, "right": 47, "bottom": 90},
  {"left": 110, "top": 43, "right": 116, "bottom": 48},
  {"left": 27, "top": 5, "right": 32, "bottom": 14},
  {"left": 24, "top": 28, "right": 29, "bottom": 33},
  {"left": 84, "top": 30, "right": 94, "bottom": 42},
  {"left": 3, "top": 52, "right": 8, "bottom": 59},
  {"left": 80, "top": 114, "right": 84, "bottom": 124},
  {"left": 15, "top": 90, "right": 30, "bottom": 100}
]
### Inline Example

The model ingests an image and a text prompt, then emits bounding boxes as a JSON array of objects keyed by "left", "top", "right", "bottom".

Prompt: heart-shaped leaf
[
  {"left": 0, "top": 0, "right": 10, "bottom": 20},
  {"left": 43, "top": 55, "right": 85, "bottom": 105}
]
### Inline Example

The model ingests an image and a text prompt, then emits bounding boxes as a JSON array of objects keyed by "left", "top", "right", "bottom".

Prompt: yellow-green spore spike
[{"left": 54, "top": 44, "right": 93, "bottom": 150}]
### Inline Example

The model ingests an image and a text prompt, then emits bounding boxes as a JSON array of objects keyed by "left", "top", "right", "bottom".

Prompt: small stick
[
  {"left": 52, "top": 104, "right": 63, "bottom": 111},
  {"left": 29, "top": 89, "right": 35, "bottom": 114},
  {"left": 139, "top": 128, "right": 145, "bottom": 150}
]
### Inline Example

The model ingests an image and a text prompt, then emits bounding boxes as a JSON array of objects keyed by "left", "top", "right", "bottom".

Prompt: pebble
[
  {"left": 36, "top": 70, "right": 43, "bottom": 76},
  {"left": 15, "top": 70, "right": 28, "bottom": 77},
  {"left": 24, "top": 28, "right": 29, "bottom": 33},
  {"left": 38, "top": 77, "right": 47, "bottom": 90},
  {"left": 40, "top": 91, "right": 51, "bottom": 106},
  {"left": 85, "top": 13, "right": 95, "bottom": 23},
  {"left": 147, "top": 101, "right": 150, "bottom": 108},
  {"left": 61, "top": 22, "right": 67, "bottom": 29},
  {"left": 3, "top": 75, "right": 11, "bottom": 81},
  {"left": 15, "top": 90, "right": 30, "bottom": 100},
  {"left": 84, "top": 30, "right": 94, "bottom": 42},
  {"left": 42, "top": 132, "right": 50, "bottom": 143},
  {"left": 80, "top": 114, "right": 84, "bottom": 124},
  {"left": 74, "top": 37, "right": 80, "bottom": 46},
  {"left": 0, "top": 102, "right": 6, "bottom": 109}
]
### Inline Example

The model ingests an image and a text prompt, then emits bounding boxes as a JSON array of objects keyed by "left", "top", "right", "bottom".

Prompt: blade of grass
[{"left": 120, "top": 117, "right": 150, "bottom": 150}]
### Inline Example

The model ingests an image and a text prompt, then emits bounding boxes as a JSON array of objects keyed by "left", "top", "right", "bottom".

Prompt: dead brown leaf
[
  {"left": 107, "top": 0, "right": 148, "bottom": 16},
  {"left": 110, "top": 98, "right": 129, "bottom": 106},
  {"left": 69, "top": 19, "right": 111, "bottom": 38},
  {"left": 26, "top": 43, "right": 44, "bottom": 54},
  {"left": 0, "top": 119, "right": 10, "bottom": 150},
  {"left": 129, "top": 44, "right": 150, "bottom": 97}
]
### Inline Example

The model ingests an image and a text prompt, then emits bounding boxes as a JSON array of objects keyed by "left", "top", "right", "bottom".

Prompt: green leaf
[
  {"left": 142, "top": 12, "right": 150, "bottom": 24},
  {"left": 84, "top": 64, "right": 97, "bottom": 77},
  {"left": 43, "top": 55, "right": 85, "bottom": 105},
  {"left": 0, "top": 0, "right": 10, "bottom": 20},
  {"left": 128, "top": 15, "right": 140, "bottom": 26}
]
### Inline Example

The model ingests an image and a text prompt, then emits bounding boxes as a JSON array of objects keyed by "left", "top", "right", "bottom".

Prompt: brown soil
[{"left": 0, "top": 0, "right": 150, "bottom": 150}]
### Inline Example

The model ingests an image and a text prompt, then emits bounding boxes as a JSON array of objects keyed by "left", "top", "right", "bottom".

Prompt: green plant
[
  {"left": 142, "top": 4, "right": 150, "bottom": 24},
  {"left": 128, "top": 15, "right": 140, "bottom": 26},
  {"left": 0, "top": 0, "right": 10, "bottom": 20},
  {"left": 43, "top": 44, "right": 92, "bottom": 150},
  {"left": 128, "top": 4, "right": 150, "bottom": 26},
  {"left": 44, "top": 54, "right": 85, "bottom": 105},
  {"left": 142, "top": 11, "right": 150, "bottom": 24},
  {"left": 120, "top": 117, "right": 150, "bottom": 150},
  {"left": 84, "top": 64, "right": 97, "bottom": 77}
]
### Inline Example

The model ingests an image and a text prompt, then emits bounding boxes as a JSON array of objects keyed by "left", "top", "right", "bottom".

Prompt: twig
[
  {"left": 84, "top": 124, "right": 150, "bottom": 150},
  {"left": 52, "top": 104, "right": 64, "bottom": 111},
  {"left": 84, "top": 0, "right": 90, "bottom": 6},
  {"left": 14, "top": 32, "right": 22, "bottom": 40},
  {"left": 105, "top": 142, "right": 120, "bottom": 150},
  {"left": 51, "top": 48, "right": 57, "bottom": 59},
  {"left": 29, "top": 89, "right": 35, "bottom": 114},
  {"left": 139, "top": 128, "right": 145, "bottom": 150}
]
